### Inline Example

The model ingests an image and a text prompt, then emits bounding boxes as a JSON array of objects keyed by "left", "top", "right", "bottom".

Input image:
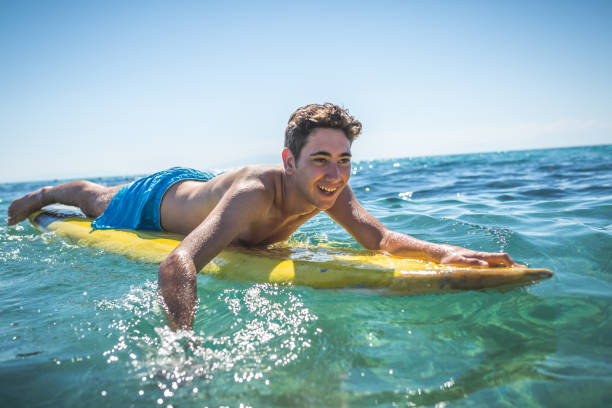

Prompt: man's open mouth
[{"left": 318, "top": 185, "right": 338, "bottom": 194}]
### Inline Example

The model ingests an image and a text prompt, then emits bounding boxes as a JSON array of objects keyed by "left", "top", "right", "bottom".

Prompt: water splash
[{"left": 97, "top": 281, "right": 320, "bottom": 406}]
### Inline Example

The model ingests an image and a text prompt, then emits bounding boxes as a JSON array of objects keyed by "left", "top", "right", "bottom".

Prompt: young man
[{"left": 8, "top": 103, "right": 520, "bottom": 330}]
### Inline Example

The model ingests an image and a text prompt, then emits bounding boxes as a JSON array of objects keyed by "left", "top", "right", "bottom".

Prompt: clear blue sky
[{"left": 1, "top": 0, "right": 611, "bottom": 182}]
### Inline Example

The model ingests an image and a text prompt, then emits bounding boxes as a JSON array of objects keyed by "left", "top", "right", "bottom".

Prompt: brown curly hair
[{"left": 284, "top": 103, "right": 362, "bottom": 161}]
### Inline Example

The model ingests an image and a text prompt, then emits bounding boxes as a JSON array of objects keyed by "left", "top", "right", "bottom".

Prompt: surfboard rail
[{"left": 28, "top": 208, "right": 553, "bottom": 294}]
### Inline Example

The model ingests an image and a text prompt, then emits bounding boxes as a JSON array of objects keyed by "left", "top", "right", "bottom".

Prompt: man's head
[
  {"left": 282, "top": 104, "right": 362, "bottom": 210},
  {"left": 284, "top": 103, "right": 362, "bottom": 162}
]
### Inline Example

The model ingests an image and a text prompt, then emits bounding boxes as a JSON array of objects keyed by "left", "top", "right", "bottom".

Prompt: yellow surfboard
[{"left": 29, "top": 208, "right": 552, "bottom": 294}]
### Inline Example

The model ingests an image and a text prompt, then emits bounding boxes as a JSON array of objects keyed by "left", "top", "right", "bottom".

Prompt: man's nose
[{"left": 326, "top": 164, "right": 340, "bottom": 181}]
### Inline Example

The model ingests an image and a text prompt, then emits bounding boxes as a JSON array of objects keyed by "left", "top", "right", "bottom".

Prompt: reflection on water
[
  {"left": 1, "top": 145, "right": 611, "bottom": 407},
  {"left": 96, "top": 282, "right": 320, "bottom": 406},
  {"left": 400, "top": 293, "right": 558, "bottom": 406},
  {"left": 94, "top": 281, "right": 587, "bottom": 407}
]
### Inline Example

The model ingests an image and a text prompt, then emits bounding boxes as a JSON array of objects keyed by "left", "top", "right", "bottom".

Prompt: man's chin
[{"left": 314, "top": 197, "right": 337, "bottom": 210}]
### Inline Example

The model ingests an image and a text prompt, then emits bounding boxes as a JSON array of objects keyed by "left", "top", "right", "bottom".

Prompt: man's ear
[{"left": 282, "top": 147, "right": 296, "bottom": 175}]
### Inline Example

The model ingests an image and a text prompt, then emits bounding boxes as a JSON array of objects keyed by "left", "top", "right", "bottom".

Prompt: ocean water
[{"left": 1, "top": 145, "right": 611, "bottom": 407}]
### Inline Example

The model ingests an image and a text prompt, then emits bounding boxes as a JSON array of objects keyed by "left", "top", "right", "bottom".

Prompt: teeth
[{"left": 318, "top": 185, "right": 337, "bottom": 193}]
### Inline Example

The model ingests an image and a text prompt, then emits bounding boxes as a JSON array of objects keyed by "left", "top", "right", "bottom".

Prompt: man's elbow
[
  {"left": 376, "top": 229, "right": 398, "bottom": 253},
  {"left": 360, "top": 229, "right": 391, "bottom": 251}
]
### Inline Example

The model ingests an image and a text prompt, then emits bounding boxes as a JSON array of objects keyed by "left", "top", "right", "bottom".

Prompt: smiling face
[{"left": 283, "top": 128, "right": 352, "bottom": 211}]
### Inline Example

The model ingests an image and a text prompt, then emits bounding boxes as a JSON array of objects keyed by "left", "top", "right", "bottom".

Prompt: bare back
[{"left": 159, "top": 165, "right": 319, "bottom": 246}]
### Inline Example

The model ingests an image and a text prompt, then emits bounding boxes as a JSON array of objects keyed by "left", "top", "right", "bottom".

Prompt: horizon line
[{"left": 1, "top": 142, "right": 610, "bottom": 185}]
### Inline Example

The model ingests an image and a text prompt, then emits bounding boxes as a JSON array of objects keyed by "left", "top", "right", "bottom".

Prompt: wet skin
[
  {"left": 157, "top": 129, "right": 521, "bottom": 329},
  {"left": 7, "top": 128, "right": 522, "bottom": 330},
  {"left": 159, "top": 128, "right": 354, "bottom": 244}
]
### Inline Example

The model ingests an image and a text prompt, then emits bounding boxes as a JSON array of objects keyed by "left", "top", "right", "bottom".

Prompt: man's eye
[
  {"left": 339, "top": 159, "right": 351, "bottom": 166},
  {"left": 313, "top": 158, "right": 327, "bottom": 164}
]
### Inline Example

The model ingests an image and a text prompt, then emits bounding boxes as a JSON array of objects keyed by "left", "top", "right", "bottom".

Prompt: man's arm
[
  {"left": 326, "top": 186, "right": 521, "bottom": 267},
  {"left": 158, "top": 185, "right": 269, "bottom": 330}
]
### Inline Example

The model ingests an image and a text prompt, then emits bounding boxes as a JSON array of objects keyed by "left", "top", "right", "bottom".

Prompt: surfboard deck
[{"left": 28, "top": 207, "right": 553, "bottom": 294}]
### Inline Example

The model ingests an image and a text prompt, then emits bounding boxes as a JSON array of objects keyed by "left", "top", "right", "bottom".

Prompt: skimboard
[{"left": 29, "top": 207, "right": 552, "bottom": 294}]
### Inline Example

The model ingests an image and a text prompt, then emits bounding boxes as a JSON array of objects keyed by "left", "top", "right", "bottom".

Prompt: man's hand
[
  {"left": 438, "top": 245, "right": 524, "bottom": 268},
  {"left": 158, "top": 250, "right": 198, "bottom": 330}
]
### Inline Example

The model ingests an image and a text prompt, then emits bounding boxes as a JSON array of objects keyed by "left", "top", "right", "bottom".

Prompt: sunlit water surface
[{"left": 1, "top": 145, "right": 611, "bottom": 407}]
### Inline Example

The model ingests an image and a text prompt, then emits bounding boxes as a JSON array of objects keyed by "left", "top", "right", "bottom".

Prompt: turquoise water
[{"left": 1, "top": 145, "right": 611, "bottom": 407}]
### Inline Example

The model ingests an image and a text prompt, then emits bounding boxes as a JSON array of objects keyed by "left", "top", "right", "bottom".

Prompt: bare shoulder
[
  {"left": 226, "top": 165, "right": 281, "bottom": 193},
  {"left": 205, "top": 165, "right": 275, "bottom": 190},
  {"left": 240, "top": 164, "right": 282, "bottom": 181},
  {"left": 205, "top": 165, "right": 281, "bottom": 208}
]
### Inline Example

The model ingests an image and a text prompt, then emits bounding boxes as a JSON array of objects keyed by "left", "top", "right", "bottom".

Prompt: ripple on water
[
  {"left": 1, "top": 145, "right": 611, "bottom": 407},
  {"left": 94, "top": 282, "right": 323, "bottom": 406}
]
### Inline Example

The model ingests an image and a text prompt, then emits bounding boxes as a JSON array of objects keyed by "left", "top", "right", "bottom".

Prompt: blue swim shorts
[{"left": 92, "top": 167, "right": 217, "bottom": 231}]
